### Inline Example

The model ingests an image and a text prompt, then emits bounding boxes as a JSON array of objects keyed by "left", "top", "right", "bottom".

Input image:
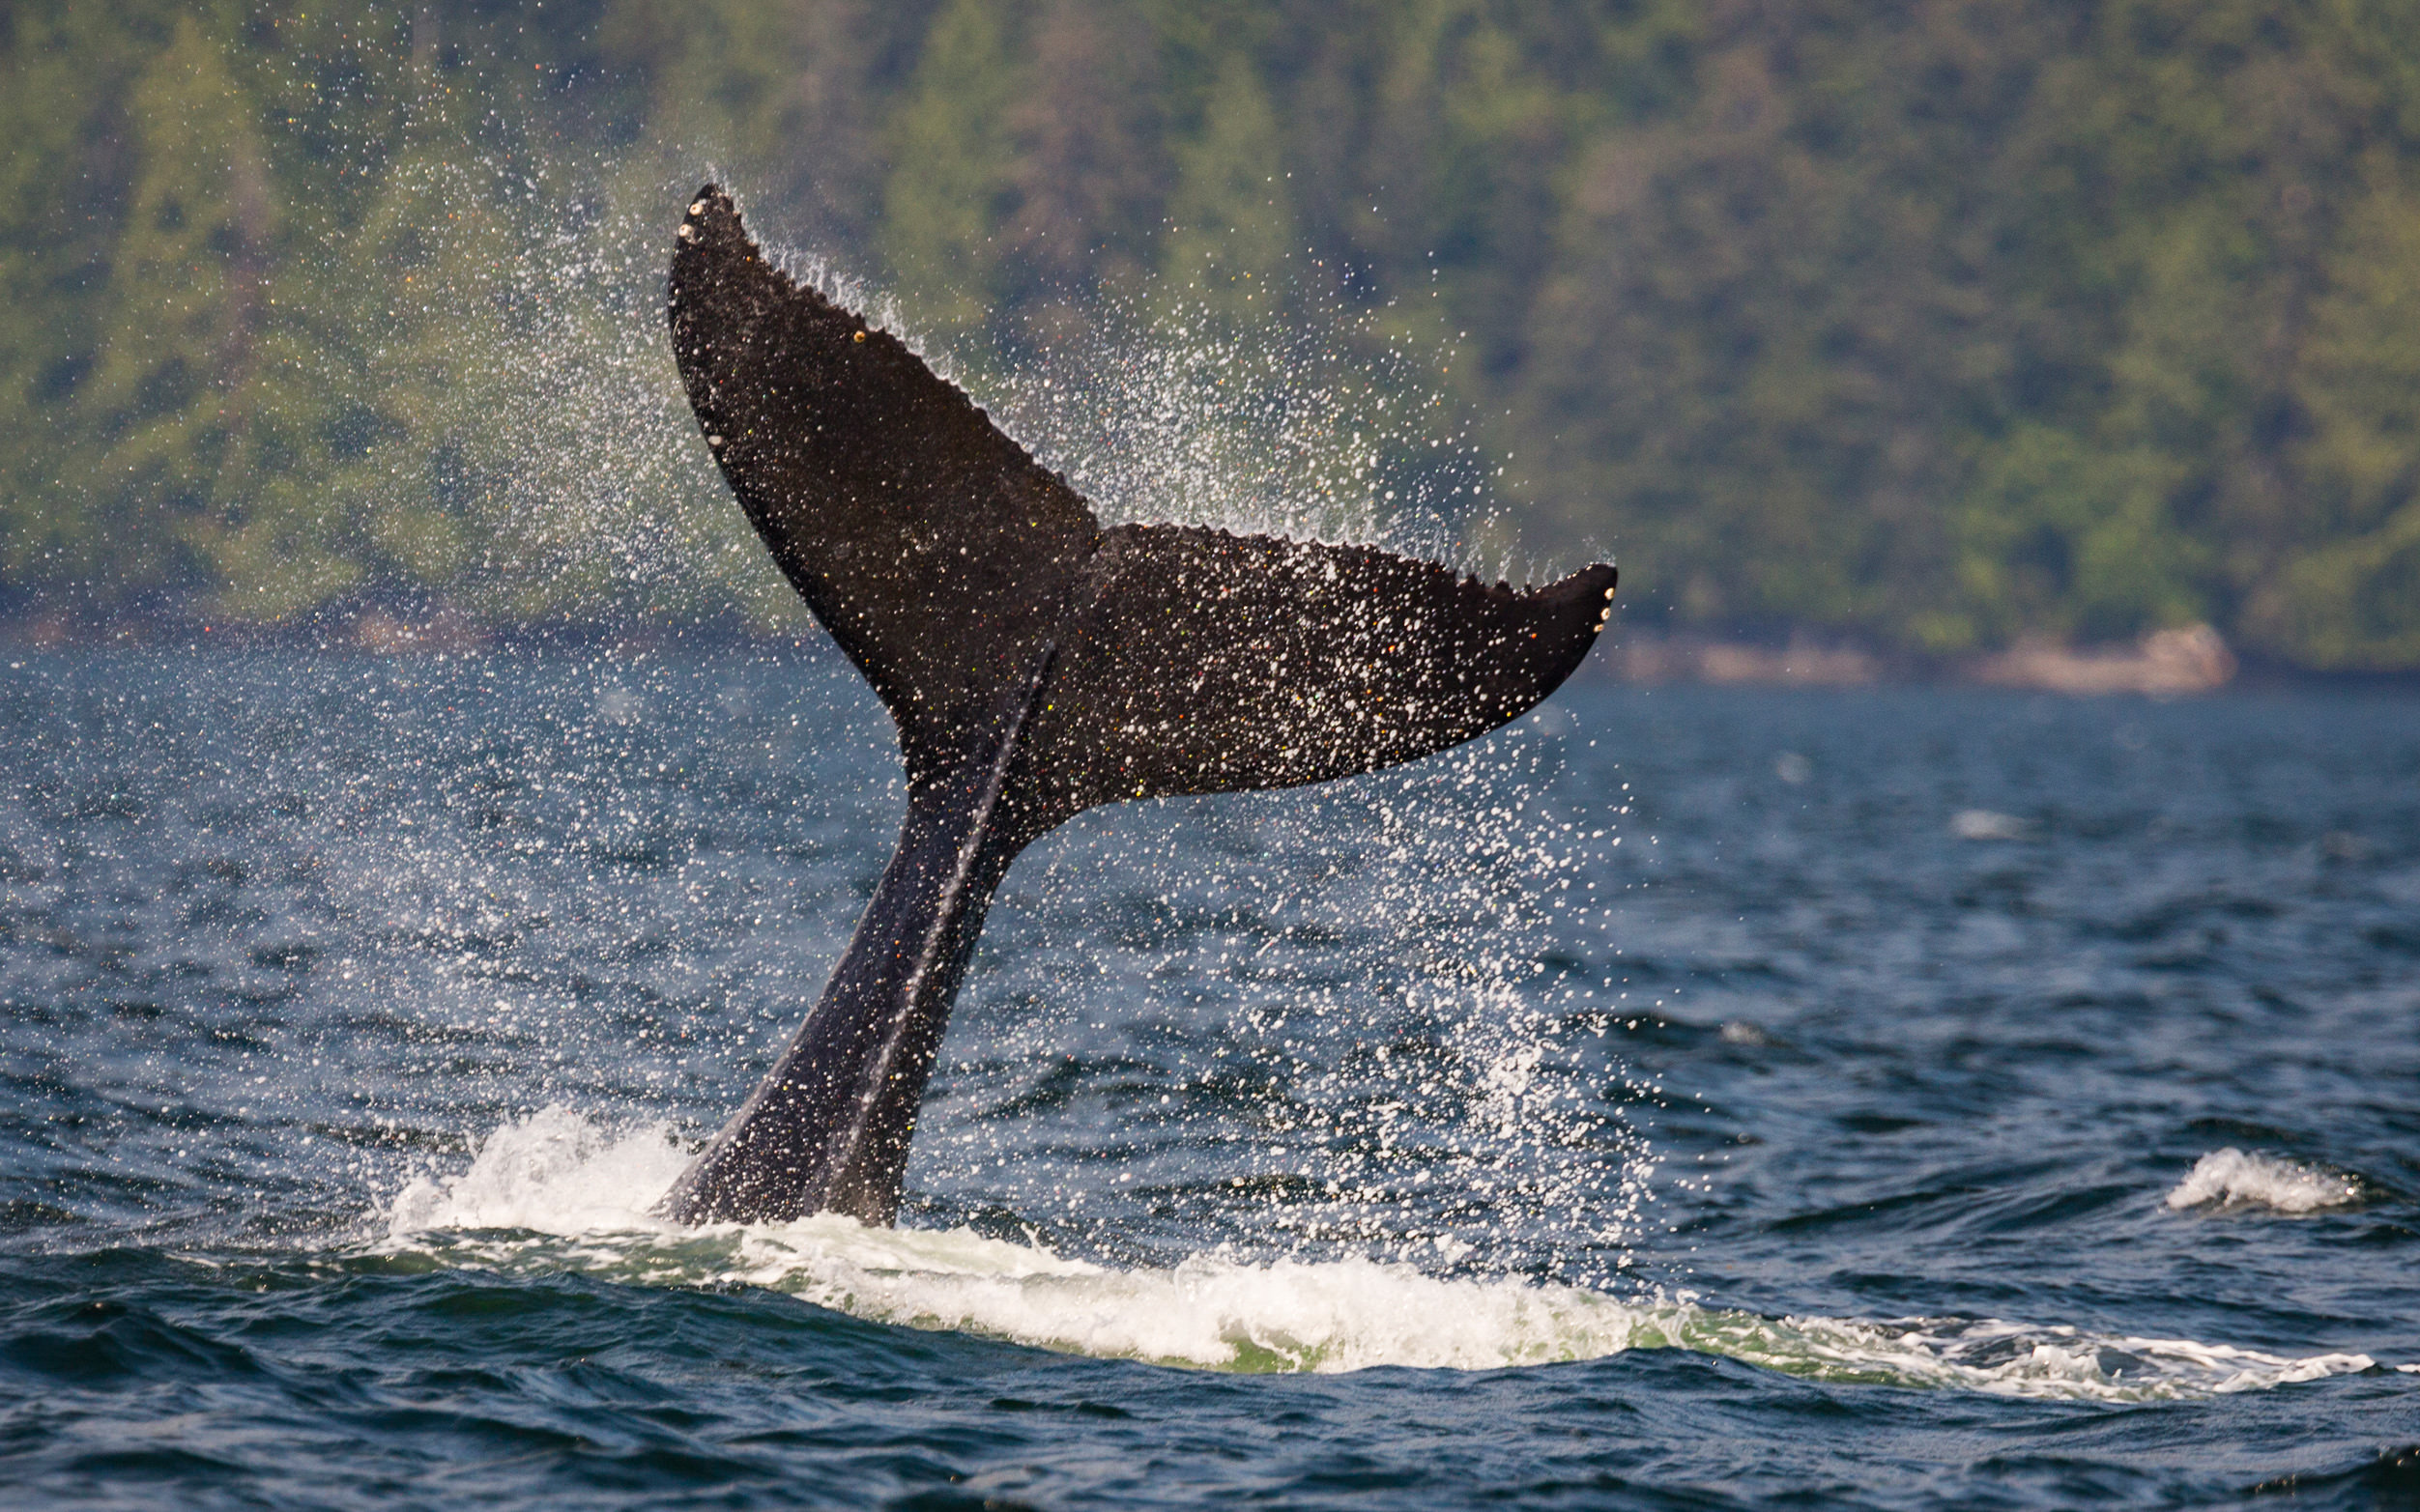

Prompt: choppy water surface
[{"left": 1, "top": 647, "right": 2414, "bottom": 1508}]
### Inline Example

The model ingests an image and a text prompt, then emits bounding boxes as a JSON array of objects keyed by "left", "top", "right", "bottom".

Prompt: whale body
[{"left": 657, "top": 185, "right": 1616, "bottom": 1226}]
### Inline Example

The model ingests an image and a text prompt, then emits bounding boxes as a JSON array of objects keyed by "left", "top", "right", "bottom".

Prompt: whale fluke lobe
[
  {"left": 667, "top": 186, "right": 1100, "bottom": 803},
  {"left": 1021, "top": 526, "right": 1617, "bottom": 817},
  {"left": 659, "top": 185, "right": 1616, "bottom": 1226}
]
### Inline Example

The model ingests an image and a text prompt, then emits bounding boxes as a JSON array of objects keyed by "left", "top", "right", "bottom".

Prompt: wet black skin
[{"left": 657, "top": 185, "right": 1617, "bottom": 1226}]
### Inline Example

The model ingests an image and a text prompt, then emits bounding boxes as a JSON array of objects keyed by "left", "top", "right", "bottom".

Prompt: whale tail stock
[{"left": 657, "top": 185, "right": 1617, "bottom": 1226}]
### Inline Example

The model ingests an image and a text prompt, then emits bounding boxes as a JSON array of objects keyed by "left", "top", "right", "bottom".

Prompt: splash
[
  {"left": 387, "top": 1104, "right": 694, "bottom": 1237},
  {"left": 943, "top": 715, "right": 1655, "bottom": 1281},
  {"left": 379, "top": 1111, "right": 2382, "bottom": 1396},
  {"left": 983, "top": 308, "right": 1448, "bottom": 560},
  {"left": 2165, "top": 1148, "right": 2365, "bottom": 1213}
]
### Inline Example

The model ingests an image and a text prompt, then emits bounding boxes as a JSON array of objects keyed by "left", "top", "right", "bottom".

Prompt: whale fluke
[{"left": 658, "top": 185, "right": 1616, "bottom": 1226}]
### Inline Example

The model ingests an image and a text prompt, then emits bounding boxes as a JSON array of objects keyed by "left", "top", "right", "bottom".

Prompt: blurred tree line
[{"left": 4, "top": 0, "right": 2420, "bottom": 669}]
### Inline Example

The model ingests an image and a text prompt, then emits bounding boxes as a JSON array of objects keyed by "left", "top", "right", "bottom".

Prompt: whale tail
[
  {"left": 660, "top": 185, "right": 1615, "bottom": 1224},
  {"left": 671, "top": 185, "right": 1615, "bottom": 840}
]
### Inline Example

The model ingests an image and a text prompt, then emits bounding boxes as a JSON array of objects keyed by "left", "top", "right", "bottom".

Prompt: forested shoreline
[{"left": 6, "top": 1, "right": 2420, "bottom": 670}]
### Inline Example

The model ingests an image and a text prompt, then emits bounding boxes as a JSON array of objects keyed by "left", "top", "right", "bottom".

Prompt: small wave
[
  {"left": 1949, "top": 809, "right": 2035, "bottom": 842},
  {"left": 376, "top": 1111, "right": 2381, "bottom": 1395},
  {"left": 2165, "top": 1148, "right": 2363, "bottom": 1213}
]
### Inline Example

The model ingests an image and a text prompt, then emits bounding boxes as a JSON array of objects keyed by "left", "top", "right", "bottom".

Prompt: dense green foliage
[{"left": 5, "top": 0, "right": 2419, "bottom": 667}]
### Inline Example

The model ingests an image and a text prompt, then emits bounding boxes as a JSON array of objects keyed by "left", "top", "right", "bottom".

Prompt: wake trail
[{"left": 375, "top": 1110, "right": 2393, "bottom": 1396}]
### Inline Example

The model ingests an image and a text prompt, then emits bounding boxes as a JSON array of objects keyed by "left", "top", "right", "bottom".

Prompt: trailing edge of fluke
[{"left": 655, "top": 184, "right": 1617, "bottom": 1227}]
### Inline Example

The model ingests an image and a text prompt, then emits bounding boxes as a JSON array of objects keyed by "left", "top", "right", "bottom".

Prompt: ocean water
[{"left": 1, "top": 646, "right": 2414, "bottom": 1508}]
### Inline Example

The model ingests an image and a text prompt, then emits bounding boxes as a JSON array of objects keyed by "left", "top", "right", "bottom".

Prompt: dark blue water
[{"left": 3, "top": 647, "right": 2415, "bottom": 1508}]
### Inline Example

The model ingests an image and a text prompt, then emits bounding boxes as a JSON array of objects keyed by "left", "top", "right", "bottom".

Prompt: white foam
[
  {"left": 375, "top": 1111, "right": 2383, "bottom": 1394},
  {"left": 2165, "top": 1148, "right": 2363, "bottom": 1213},
  {"left": 1949, "top": 809, "right": 2034, "bottom": 841},
  {"left": 385, "top": 1104, "right": 694, "bottom": 1239}
]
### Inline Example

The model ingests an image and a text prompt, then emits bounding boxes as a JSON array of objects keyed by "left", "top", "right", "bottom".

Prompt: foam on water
[
  {"left": 2165, "top": 1148, "right": 2365, "bottom": 1213},
  {"left": 377, "top": 1111, "right": 2382, "bottom": 1396}
]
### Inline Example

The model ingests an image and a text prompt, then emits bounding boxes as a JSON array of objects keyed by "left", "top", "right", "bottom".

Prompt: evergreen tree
[
  {"left": 5, "top": 0, "right": 2420, "bottom": 664},
  {"left": 0, "top": 2, "right": 174, "bottom": 594},
  {"left": 2280, "top": 170, "right": 2420, "bottom": 668},
  {"left": 879, "top": 0, "right": 1023, "bottom": 343},
  {"left": 1159, "top": 51, "right": 1296, "bottom": 328},
  {"left": 1003, "top": 0, "right": 1164, "bottom": 309},
  {"left": 72, "top": 14, "right": 325, "bottom": 610}
]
